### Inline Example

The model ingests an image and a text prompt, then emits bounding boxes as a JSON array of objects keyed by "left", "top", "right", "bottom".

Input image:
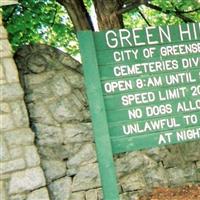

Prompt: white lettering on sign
[
  {"left": 165, "top": 72, "right": 196, "bottom": 85},
  {"left": 145, "top": 27, "right": 159, "bottom": 45},
  {"left": 145, "top": 104, "right": 172, "bottom": 117},
  {"left": 183, "top": 114, "right": 198, "bottom": 125},
  {"left": 104, "top": 80, "right": 133, "bottom": 93},
  {"left": 105, "top": 26, "right": 172, "bottom": 48},
  {"left": 182, "top": 57, "right": 200, "bottom": 68},
  {"left": 176, "top": 128, "right": 200, "bottom": 141},
  {"left": 177, "top": 100, "right": 200, "bottom": 112},
  {"left": 179, "top": 24, "right": 192, "bottom": 41},
  {"left": 160, "top": 43, "right": 200, "bottom": 56},
  {"left": 102, "top": 23, "right": 200, "bottom": 147},
  {"left": 158, "top": 87, "right": 186, "bottom": 101},
  {"left": 105, "top": 23, "right": 200, "bottom": 48},
  {"left": 191, "top": 85, "right": 200, "bottom": 96},
  {"left": 121, "top": 92, "right": 155, "bottom": 106},
  {"left": 135, "top": 76, "right": 162, "bottom": 89},
  {"left": 122, "top": 118, "right": 180, "bottom": 135},
  {"left": 158, "top": 132, "right": 173, "bottom": 144},
  {"left": 113, "top": 49, "right": 138, "bottom": 62},
  {"left": 113, "top": 60, "right": 178, "bottom": 76},
  {"left": 128, "top": 108, "right": 143, "bottom": 119}
]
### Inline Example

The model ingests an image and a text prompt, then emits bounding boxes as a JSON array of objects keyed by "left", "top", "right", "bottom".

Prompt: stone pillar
[
  {"left": 0, "top": 1, "right": 18, "bottom": 6},
  {"left": 0, "top": 11, "right": 50, "bottom": 200}
]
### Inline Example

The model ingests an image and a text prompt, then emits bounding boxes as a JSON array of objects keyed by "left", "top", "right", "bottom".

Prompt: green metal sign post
[{"left": 78, "top": 23, "right": 200, "bottom": 200}]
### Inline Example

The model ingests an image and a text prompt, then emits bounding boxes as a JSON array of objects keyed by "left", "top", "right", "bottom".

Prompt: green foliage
[
  {"left": 2, "top": 0, "right": 200, "bottom": 55},
  {"left": 123, "top": 0, "right": 200, "bottom": 28},
  {"left": 3, "top": 0, "right": 78, "bottom": 54}
]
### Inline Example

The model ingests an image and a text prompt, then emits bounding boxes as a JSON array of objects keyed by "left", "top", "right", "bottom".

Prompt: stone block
[
  {"left": 25, "top": 84, "right": 52, "bottom": 102},
  {"left": 120, "top": 172, "right": 146, "bottom": 192},
  {"left": 183, "top": 164, "right": 198, "bottom": 182},
  {"left": 167, "top": 167, "right": 186, "bottom": 186},
  {"left": 0, "top": 113, "right": 15, "bottom": 132},
  {"left": 4, "top": 128, "right": 34, "bottom": 147},
  {"left": 33, "top": 123, "right": 63, "bottom": 145},
  {"left": 120, "top": 192, "right": 140, "bottom": 200},
  {"left": 49, "top": 177, "right": 72, "bottom": 200},
  {"left": 145, "top": 146, "right": 169, "bottom": 162},
  {"left": 0, "top": 158, "right": 26, "bottom": 175},
  {"left": 42, "top": 160, "right": 66, "bottom": 183},
  {"left": 85, "top": 189, "right": 98, "bottom": 200},
  {"left": 9, "top": 194, "right": 26, "bottom": 200},
  {"left": 48, "top": 98, "right": 83, "bottom": 123},
  {"left": 0, "top": 173, "right": 10, "bottom": 181},
  {"left": 63, "top": 68, "right": 83, "bottom": 89},
  {"left": 0, "top": 134, "right": 10, "bottom": 161},
  {"left": 0, "top": 62, "right": 5, "bottom": 80},
  {"left": 9, "top": 167, "right": 46, "bottom": 194},
  {"left": 2, "top": 58, "right": 19, "bottom": 83},
  {"left": 0, "top": 83, "right": 23, "bottom": 101},
  {"left": 9, "top": 147, "right": 23, "bottom": 159},
  {"left": 0, "top": 15, "right": 2, "bottom": 25},
  {"left": 68, "top": 91, "right": 85, "bottom": 112},
  {"left": 0, "top": 1, "right": 19, "bottom": 7},
  {"left": 0, "top": 79, "right": 6, "bottom": 84},
  {"left": 50, "top": 75, "right": 72, "bottom": 96},
  {"left": 144, "top": 166, "right": 169, "bottom": 187},
  {"left": 27, "top": 188, "right": 50, "bottom": 200},
  {"left": 67, "top": 143, "right": 96, "bottom": 170},
  {"left": 72, "top": 163, "right": 101, "bottom": 192},
  {"left": 24, "top": 145, "right": 40, "bottom": 167},
  {"left": 162, "top": 146, "right": 186, "bottom": 168},
  {"left": 197, "top": 161, "right": 200, "bottom": 182},
  {"left": 38, "top": 145, "right": 64, "bottom": 160},
  {"left": 197, "top": 161, "right": 200, "bottom": 169},
  {"left": 70, "top": 192, "right": 85, "bottom": 200},
  {"left": 179, "top": 141, "right": 200, "bottom": 162},
  {"left": 59, "top": 54, "right": 80, "bottom": 70},
  {"left": 10, "top": 101, "right": 29, "bottom": 128},
  {"left": 24, "top": 71, "right": 55, "bottom": 86},
  {"left": 0, "top": 40, "right": 12, "bottom": 58},
  {"left": 63, "top": 123, "right": 93, "bottom": 143},
  {"left": 0, "top": 26, "right": 8, "bottom": 39},
  {"left": 28, "top": 102, "right": 58, "bottom": 126},
  {"left": 0, "top": 181, "right": 7, "bottom": 200},
  {"left": 0, "top": 102, "right": 10, "bottom": 113},
  {"left": 116, "top": 152, "right": 145, "bottom": 177}
]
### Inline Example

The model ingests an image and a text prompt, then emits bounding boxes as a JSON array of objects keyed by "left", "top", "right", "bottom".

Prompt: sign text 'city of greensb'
[{"left": 101, "top": 23, "right": 200, "bottom": 146}]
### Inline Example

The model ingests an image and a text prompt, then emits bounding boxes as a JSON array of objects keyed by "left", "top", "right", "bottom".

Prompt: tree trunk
[
  {"left": 93, "top": 0, "right": 124, "bottom": 30},
  {"left": 57, "top": 0, "right": 124, "bottom": 31},
  {"left": 57, "top": 0, "right": 94, "bottom": 31}
]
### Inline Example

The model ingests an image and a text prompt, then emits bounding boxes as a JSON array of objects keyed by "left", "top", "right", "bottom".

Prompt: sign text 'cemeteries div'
[{"left": 78, "top": 23, "right": 200, "bottom": 200}]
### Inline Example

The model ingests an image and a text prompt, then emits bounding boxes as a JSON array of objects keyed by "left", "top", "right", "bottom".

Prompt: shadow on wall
[{"left": 15, "top": 44, "right": 200, "bottom": 200}]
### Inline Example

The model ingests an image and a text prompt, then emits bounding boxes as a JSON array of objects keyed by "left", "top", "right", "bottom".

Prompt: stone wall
[
  {"left": 15, "top": 43, "right": 200, "bottom": 200},
  {"left": 0, "top": 15, "right": 50, "bottom": 200}
]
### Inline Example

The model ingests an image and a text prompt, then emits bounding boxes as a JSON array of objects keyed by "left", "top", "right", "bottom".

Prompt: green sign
[{"left": 78, "top": 23, "right": 200, "bottom": 200}]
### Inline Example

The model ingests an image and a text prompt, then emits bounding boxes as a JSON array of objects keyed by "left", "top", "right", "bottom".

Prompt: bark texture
[
  {"left": 57, "top": 0, "right": 94, "bottom": 31},
  {"left": 93, "top": 0, "right": 124, "bottom": 30}
]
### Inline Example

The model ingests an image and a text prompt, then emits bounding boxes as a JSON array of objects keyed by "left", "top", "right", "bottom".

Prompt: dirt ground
[{"left": 139, "top": 185, "right": 200, "bottom": 200}]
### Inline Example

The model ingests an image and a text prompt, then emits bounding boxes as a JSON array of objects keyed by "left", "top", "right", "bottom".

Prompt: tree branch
[
  {"left": 118, "top": 1, "right": 196, "bottom": 23},
  {"left": 56, "top": 0, "right": 94, "bottom": 31},
  {"left": 176, "top": 7, "right": 200, "bottom": 14},
  {"left": 138, "top": 8, "right": 151, "bottom": 26},
  {"left": 145, "top": 2, "right": 195, "bottom": 23},
  {"left": 117, "top": 0, "right": 149, "bottom": 14}
]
